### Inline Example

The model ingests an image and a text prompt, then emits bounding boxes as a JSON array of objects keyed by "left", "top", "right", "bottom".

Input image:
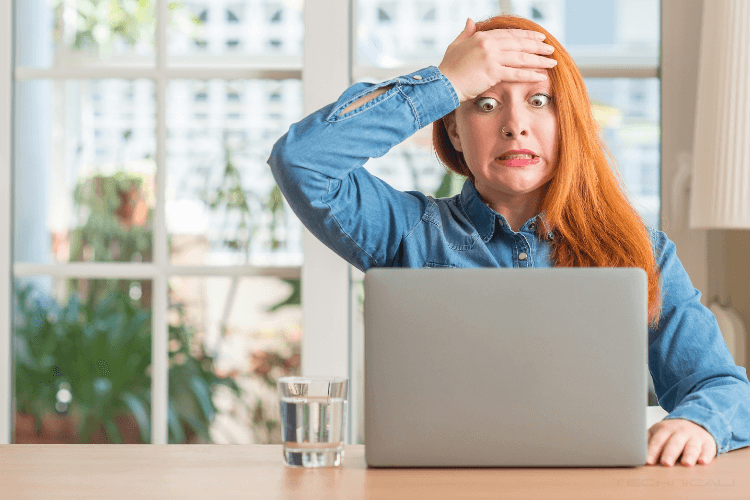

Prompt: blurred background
[{"left": 10, "top": 0, "right": 660, "bottom": 444}]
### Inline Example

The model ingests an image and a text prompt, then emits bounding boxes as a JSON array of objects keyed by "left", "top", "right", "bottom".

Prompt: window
[{"left": 8, "top": 0, "right": 304, "bottom": 445}]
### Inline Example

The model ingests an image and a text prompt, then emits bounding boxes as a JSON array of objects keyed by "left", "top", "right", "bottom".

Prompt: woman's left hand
[{"left": 647, "top": 418, "right": 717, "bottom": 466}]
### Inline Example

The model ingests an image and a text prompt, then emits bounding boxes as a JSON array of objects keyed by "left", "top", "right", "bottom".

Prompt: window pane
[
  {"left": 168, "top": 1, "right": 304, "bottom": 67},
  {"left": 586, "top": 77, "right": 660, "bottom": 229},
  {"left": 167, "top": 79, "right": 303, "bottom": 266},
  {"left": 16, "top": 0, "right": 156, "bottom": 69},
  {"left": 14, "top": 79, "right": 156, "bottom": 264},
  {"left": 167, "top": 276, "right": 301, "bottom": 443},
  {"left": 356, "top": 0, "right": 499, "bottom": 68},
  {"left": 355, "top": 0, "right": 659, "bottom": 69},
  {"left": 358, "top": 122, "right": 464, "bottom": 199},
  {"left": 13, "top": 278, "right": 152, "bottom": 443}
]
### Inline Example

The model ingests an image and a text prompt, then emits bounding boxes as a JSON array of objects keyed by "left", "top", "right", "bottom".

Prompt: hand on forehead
[{"left": 483, "top": 69, "right": 551, "bottom": 94}]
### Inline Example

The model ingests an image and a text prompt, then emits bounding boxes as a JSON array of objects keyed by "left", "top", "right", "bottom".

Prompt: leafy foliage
[
  {"left": 199, "top": 144, "right": 291, "bottom": 259},
  {"left": 71, "top": 172, "right": 152, "bottom": 263},
  {"left": 14, "top": 283, "right": 245, "bottom": 443}
]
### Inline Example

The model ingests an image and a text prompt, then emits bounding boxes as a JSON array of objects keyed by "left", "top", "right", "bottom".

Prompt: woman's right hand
[{"left": 437, "top": 18, "right": 557, "bottom": 103}]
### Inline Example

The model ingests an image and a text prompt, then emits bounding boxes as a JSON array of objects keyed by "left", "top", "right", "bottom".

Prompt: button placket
[{"left": 516, "top": 234, "right": 532, "bottom": 267}]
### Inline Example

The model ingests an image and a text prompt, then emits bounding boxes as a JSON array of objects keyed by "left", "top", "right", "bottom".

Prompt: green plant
[
  {"left": 13, "top": 282, "right": 245, "bottom": 443},
  {"left": 69, "top": 171, "right": 154, "bottom": 313},
  {"left": 199, "top": 144, "right": 292, "bottom": 259}
]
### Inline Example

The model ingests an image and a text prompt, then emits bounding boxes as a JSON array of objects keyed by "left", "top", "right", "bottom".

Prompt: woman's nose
[
  {"left": 501, "top": 123, "right": 526, "bottom": 137},
  {"left": 500, "top": 105, "right": 527, "bottom": 137}
]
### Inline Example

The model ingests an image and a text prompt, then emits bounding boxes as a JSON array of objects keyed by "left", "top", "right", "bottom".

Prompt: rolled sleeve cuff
[{"left": 664, "top": 403, "right": 732, "bottom": 455}]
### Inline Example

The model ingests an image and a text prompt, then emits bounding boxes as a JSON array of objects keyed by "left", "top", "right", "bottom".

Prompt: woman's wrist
[{"left": 437, "top": 64, "right": 467, "bottom": 103}]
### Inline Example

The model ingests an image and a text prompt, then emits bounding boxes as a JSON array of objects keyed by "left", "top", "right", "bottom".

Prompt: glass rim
[{"left": 277, "top": 376, "right": 348, "bottom": 384}]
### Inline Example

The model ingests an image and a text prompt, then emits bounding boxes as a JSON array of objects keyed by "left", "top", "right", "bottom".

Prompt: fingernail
[{"left": 698, "top": 459, "right": 705, "bottom": 464}]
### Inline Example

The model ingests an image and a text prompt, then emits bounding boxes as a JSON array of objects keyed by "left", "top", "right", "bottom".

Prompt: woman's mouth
[{"left": 495, "top": 155, "right": 540, "bottom": 167}]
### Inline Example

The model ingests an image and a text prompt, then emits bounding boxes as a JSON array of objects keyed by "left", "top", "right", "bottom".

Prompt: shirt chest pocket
[{"left": 421, "top": 200, "right": 480, "bottom": 252}]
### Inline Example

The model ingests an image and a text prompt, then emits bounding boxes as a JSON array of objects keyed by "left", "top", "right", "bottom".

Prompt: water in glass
[{"left": 280, "top": 395, "right": 347, "bottom": 467}]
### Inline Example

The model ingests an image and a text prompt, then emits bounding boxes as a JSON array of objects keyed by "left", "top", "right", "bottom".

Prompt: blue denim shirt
[{"left": 269, "top": 65, "right": 750, "bottom": 456}]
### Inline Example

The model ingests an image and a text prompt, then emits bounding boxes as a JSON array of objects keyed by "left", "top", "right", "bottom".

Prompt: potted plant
[{"left": 13, "top": 281, "right": 247, "bottom": 444}]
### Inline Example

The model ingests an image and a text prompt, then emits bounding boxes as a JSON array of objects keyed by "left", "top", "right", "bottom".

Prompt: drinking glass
[{"left": 277, "top": 376, "right": 348, "bottom": 467}]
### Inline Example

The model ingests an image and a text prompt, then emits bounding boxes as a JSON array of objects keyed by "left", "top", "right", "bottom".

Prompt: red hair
[{"left": 433, "top": 14, "right": 661, "bottom": 326}]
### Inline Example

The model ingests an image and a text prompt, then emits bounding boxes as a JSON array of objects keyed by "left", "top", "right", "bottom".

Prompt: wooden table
[{"left": 2, "top": 444, "right": 749, "bottom": 499}]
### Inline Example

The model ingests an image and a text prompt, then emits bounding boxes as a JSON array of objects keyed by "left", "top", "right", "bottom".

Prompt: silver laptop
[{"left": 364, "top": 268, "right": 648, "bottom": 467}]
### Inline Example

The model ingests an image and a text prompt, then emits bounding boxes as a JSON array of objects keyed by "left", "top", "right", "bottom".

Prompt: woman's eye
[
  {"left": 530, "top": 93, "right": 552, "bottom": 107},
  {"left": 475, "top": 94, "right": 551, "bottom": 111},
  {"left": 475, "top": 97, "right": 498, "bottom": 112}
]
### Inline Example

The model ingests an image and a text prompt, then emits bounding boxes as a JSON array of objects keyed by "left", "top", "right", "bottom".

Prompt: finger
[
  {"left": 646, "top": 428, "right": 674, "bottom": 465},
  {"left": 502, "top": 51, "right": 557, "bottom": 70},
  {"left": 451, "top": 18, "right": 477, "bottom": 44},
  {"left": 502, "top": 28, "right": 547, "bottom": 41},
  {"left": 659, "top": 432, "right": 691, "bottom": 467},
  {"left": 679, "top": 438, "right": 704, "bottom": 467},
  {"left": 480, "top": 29, "right": 553, "bottom": 54},
  {"left": 698, "top": 440, "right": 717, "bottom": 465},
  {"left": 497, "top": 67, "right": 550, "bottom": 84}
]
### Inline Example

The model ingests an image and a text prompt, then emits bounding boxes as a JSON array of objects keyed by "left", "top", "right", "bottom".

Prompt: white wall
[
  {"left": 660, "top": 0, "right": 708, "bottom": 301},
  {"left": 661, "top": 0, "right": 749, "bottom": 369},
  {"left": 714, "top": 232, "right": 750, "bottom": 367}
]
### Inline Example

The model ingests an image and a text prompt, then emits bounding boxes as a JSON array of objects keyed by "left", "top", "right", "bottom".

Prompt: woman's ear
[{"left": 443, "top": 111, "right": 463, "bottom": 152}]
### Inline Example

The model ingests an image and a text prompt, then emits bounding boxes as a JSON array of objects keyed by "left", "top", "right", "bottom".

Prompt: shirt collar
[
  {"left": 458, "top": 180, "right": 497, "bottom": 242},
  {"left": 458, "top": 180, "right": 555, "bottom": 241}
]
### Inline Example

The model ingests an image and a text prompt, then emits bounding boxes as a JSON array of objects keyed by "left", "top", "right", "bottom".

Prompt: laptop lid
[{"left": 364, "top": 268, "right": 648, "bottom": 467}]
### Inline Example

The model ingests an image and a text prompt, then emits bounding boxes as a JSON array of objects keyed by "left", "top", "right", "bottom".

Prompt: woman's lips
[{"left": 494, "top": 157, "right": 541, "bottom": 167}]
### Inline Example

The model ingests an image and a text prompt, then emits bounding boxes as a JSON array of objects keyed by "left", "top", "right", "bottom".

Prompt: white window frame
[{"left": 1, "top": 0, "right": 12, "bottom": 446}]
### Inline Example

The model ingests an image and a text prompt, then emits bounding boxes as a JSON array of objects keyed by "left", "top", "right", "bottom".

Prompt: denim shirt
[{"left": 268, "top": 65, "right": 750, "bottom": 456}]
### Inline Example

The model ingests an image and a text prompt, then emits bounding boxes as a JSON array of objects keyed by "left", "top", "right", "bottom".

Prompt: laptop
[{"left": 364, "top": 267, "right": 648, "bottom": 467}]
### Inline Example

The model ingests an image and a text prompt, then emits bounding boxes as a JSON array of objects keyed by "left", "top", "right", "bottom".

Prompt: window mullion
[
  {"left": 152, "top": 0, "right": 169, "bottom": 445},
  {"left": 350, "top": 65, "right": 658, "bottom": 82},
  {"left": 14, "top": 67, "right": 303, "bottom": 81},
  {"left": 12, "top": 263, "right": 301, "bottom": 279},
  {"left": 1, "top": 0, "right": 12, "bottom": 446},
  {"left": 301, "top": 0, "right": 353, "bottom": 442}
]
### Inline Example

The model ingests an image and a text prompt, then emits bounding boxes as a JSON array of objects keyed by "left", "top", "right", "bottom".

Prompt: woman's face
[{"left": 445, "top": 68, "right": 559, "bottom": 203}]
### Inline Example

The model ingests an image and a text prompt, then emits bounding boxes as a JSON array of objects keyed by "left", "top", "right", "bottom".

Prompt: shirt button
[
  {"left": 412, "top": 75, "right": 423, "bottom": 80},
  {"left": 529, "top": 223, "right": 536, "bottom": 231},
  {"left": 518, "top": 252, "right": 528, "bottom": 261}
]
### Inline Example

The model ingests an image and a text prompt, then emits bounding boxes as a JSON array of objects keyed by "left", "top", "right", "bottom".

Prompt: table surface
[{"left": 2, "top": 443, "right": 750, "bottom": 500}]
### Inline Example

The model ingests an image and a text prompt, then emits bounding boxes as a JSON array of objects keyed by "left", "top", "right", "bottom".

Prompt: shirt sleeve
[
  {"left": 267, "top": 66, "right": 459, "bottom": 271},
  {"left": 648, "top": 229, "right": 750, "bottom": 455}
]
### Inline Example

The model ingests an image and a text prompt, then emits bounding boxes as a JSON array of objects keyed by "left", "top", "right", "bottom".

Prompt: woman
[{"left": 268, "top": 14, "right": 750, "bottom": 467}]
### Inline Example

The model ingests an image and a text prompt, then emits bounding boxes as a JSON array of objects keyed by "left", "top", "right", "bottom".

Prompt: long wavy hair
[{"left": 433, "top": 14, "right": 661, "bottom": 326}]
